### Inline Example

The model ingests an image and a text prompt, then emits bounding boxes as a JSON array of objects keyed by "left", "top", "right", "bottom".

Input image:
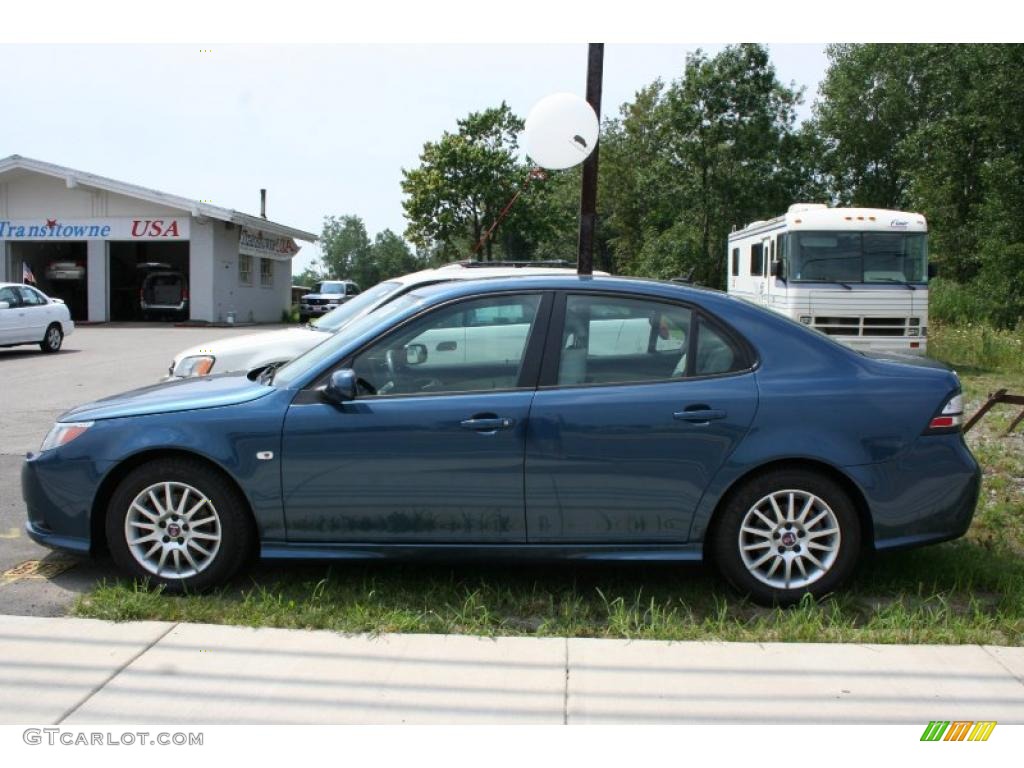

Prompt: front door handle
[
  {"left": 460, "top": 415, "right": 516, "bottom": 432},
  {"left": 673, "top": 408, "right": 727, "bottom": 423}
]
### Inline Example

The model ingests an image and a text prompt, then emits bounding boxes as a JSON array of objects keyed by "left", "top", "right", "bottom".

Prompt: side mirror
[
  {"left": 770, "top": 260, "right": 785, "bottom": 279},
  {"left": 405, "top": 343, "right": 428, "bottom": 366},
  {"left": 323, "top": 368, "right": 357, "bottom": 404},
  {"left": 927, "top": 263, "right": 939, "bottom": 279},
  {"left": 0, "top": 301, "right": 8, "bottom": 310}
]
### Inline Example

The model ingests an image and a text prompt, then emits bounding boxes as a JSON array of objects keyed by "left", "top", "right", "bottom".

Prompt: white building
[{"left": 0, "top": 155, "right": 317, "bottom": 323}]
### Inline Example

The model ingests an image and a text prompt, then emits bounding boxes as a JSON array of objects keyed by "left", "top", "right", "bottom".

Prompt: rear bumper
[{"left": 846, "top": 433, "right": 981, "bottom": 550}]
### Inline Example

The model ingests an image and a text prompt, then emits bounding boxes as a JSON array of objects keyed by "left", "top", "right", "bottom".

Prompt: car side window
[
  {"left": 0, "top": 287, "right": 21, "bottom": 307},
  {"left": 557, "top": 295, "right": 693, "bottom": 386},
  {"left": 351, "top": 294, "right": 542, "bottom": 397},
  {"left": 16, "top": 287, "right": 46, "bottom": 306},
  {"left": 695, "top": 320, "right": 741, "bottom": 376}
]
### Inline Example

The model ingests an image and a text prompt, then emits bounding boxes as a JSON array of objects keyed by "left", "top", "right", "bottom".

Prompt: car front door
[
  {"left": 281, "top": 291, "right": 551, "bottom": 543},
  {"left": 525, "top": 292, "right": 758, "bottom": 543},
  {"left": 0, "top": 286, "right": 24, "bottom": 344}
]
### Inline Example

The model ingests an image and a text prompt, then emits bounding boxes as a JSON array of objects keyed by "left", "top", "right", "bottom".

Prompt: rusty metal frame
[{"left": 963, "top": 389, "right": 1024, "bottom": 434}]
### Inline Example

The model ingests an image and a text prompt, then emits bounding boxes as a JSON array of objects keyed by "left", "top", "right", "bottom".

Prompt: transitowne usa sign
[{"left": 0, "top": 217, "right": 190, "bottom": 240}]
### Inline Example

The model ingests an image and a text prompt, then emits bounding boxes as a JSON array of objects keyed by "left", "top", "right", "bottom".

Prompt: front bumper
[
  {"left": 299, "top": 303, "right": 339, "bottom": 317},
  {"left": 22, "top": 450, "right": 100, "bottom": 556}
]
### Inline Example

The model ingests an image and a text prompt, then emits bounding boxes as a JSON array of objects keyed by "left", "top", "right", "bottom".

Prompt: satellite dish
[{"left": 524, "top": 93, "right": 599, "bottom": 170}]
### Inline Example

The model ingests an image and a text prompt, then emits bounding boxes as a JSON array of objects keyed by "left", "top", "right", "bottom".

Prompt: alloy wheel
[
  {"left": 124, "top": 481, "right": 222, "bottom": 579},
  {"left": 737, "top": 488, "right": 841, "bottom": 590}
]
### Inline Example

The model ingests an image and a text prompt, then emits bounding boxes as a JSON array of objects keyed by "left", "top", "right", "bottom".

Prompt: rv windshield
[{"left": 789, "top": 232, "right": 928, "bottom": 284}]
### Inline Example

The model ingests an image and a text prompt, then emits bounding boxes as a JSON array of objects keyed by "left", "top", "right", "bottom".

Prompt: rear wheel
[
  {"left": 712, "top": 468, "right": 861, "bottom": 605},
  {"left": 40, "top": 323, "right": 63, "bottom": 353},
  {"left": 106, "top": 458, "right": 255, "bottom": 592}
]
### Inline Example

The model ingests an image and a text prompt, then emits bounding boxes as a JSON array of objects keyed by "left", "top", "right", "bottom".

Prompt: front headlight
[
  {"left": 40, "top": 422, "right": 93, "bottom": 452},
  {"left": 174, "top": 355, "right": 216, "bottom": 377}
]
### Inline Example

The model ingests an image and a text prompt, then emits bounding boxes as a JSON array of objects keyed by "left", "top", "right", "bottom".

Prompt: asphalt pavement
[{"left": 0, "top": 323, "right": 284, "bottom": 615}]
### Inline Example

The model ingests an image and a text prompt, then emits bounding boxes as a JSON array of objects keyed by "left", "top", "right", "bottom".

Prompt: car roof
[
  {"left": 388, "top": 264, "right": 608, "bottom": 287},
  {"left": 404, "top": 273, "right": 726, "bottom": 305}
]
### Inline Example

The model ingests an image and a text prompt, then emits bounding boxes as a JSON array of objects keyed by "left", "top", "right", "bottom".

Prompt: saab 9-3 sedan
[{"left": 23, "top": 275, "right": 980, "bottom": 604}]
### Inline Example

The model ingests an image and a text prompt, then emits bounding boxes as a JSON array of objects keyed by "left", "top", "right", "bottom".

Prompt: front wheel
[
  {"left": 40, "top": 323, "right": 63, "bottom": 353},
  {"left": 711, "top": 469, "right": 861, "bottom": 606},
  {"left": 106, "top": 458, "right": 255, "bottom": 592}
]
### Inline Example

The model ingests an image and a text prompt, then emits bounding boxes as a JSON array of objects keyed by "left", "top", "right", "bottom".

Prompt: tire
[
  {"left": 40, "top": 323, "right": 63, "bottom": 353},
  {"left": 106, "top": 457, "right": 255, "bottom": 592},
  {"left": 711, "top": 468, "right": 861, "bottom": 606}
]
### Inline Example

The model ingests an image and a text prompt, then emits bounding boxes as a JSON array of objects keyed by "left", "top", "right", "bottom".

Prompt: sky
[{"left": 0, "top": 44, "right": 829, "bottom": 273}]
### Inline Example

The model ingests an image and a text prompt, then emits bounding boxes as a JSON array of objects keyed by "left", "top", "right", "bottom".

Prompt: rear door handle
[
  {"left": 673, "top": 409, "right": 727, "bottom": 423},
  {"left": 460, "top": 416, "right": 516, "bottom": 432}
]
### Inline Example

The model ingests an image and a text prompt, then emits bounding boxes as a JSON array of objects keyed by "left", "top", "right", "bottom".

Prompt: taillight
[{"left": 925, "top": 393, "right": 964, "bottom": 433}]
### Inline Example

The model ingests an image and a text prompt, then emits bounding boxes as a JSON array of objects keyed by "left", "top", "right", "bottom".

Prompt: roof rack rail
[{"left": 446, "top": 259, "right": 575, "bottom": 269}]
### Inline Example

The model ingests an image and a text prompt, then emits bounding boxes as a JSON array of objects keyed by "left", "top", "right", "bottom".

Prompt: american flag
[{"left": 22, "top": 261, "right": 36, "bottom": 284}]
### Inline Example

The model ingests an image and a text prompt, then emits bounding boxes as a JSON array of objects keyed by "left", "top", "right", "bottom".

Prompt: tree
[
  {"left": 319, "top": 215, "right": 371, "bottom": 279},
  {"left": 402, "top": 102, "right": 554, "bottom": 262},
  {"left": 597, "top": 44, "right": 806, "bottom": 286},
  {"left": 317, "top": 214, "right": 423, "bottom": 289},
  {"left": 812, "top": 44, "right": 1024, "bottom": 324}
]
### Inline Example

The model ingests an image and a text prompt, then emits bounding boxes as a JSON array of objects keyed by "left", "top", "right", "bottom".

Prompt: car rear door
[{"left": 525, "top": 291, "right": 758, "bottom": 543}]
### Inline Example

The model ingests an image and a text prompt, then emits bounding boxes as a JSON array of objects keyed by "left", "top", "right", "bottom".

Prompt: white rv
[{"left": 727, "top": 204, "right": 932, "bottom": 354}]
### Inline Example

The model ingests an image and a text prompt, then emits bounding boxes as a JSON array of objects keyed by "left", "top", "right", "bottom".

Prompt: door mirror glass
[
  {"left": 770, "top": 260, "right": 785, "bottom": 279},
  {"left": 405, "top": 343, "right": 428, "bottom": 366},
  {"left": 323, "top": 368, "right": 357, "bottom": 404}
]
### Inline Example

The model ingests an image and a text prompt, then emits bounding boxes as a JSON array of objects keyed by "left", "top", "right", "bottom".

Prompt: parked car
[
  {"left": 167, "top": 261, "right": 604, "bottom": 379},
  {"left": 140, "top": 270, "right": 189, "bottom": 321},
  {"left": 24, "top": 274, "right": 979, "bottom": 604},
  {"left": 0, "top": 283, "right": 74, "bottom": 352},
  {"left": 298, "top": 280, "right": 360, "bottom": 323},
  {"left": 45, "top": 260, "right": 86, "bottom": 281}
]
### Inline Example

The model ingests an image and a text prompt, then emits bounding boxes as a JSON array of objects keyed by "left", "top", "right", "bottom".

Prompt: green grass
[{"left": 73, "top": 322, "right": 1024, "bottom": 645}]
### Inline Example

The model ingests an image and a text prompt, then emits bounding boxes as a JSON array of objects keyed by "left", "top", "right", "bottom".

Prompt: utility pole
[{"left": 577, "top": 42, "right": 604, "bottom": 275}]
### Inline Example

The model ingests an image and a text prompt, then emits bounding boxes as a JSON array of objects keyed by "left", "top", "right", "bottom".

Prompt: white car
[
  {"left": 0, "top": 282, "right": 75, "bottom": 353},
  {"left": 168, "top": 261, "right": 606, "bottom": 378}
]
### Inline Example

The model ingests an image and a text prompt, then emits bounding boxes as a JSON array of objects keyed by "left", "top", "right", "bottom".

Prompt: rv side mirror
[
  {"left": 770, "top": 260, "right": 785, "bottom": 279},
  {"left": 927, "top": 263, "right": 939, "bottom": 279},
  {"left": 0, "top": 301, "right": 9, "bottom": 310}
]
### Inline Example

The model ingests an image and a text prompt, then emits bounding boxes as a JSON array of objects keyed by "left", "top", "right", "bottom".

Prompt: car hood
[
  {"left": 59, "top": 373, "right": 276, "bottom": 422},
  {"left": 174, "top": 326, "right": 324, "bottom": 366}
]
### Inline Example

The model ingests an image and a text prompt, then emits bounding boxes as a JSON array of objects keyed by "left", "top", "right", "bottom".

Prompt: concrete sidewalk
[{"left": 1, "top": 614, "right": 1022, "bottom": 724}]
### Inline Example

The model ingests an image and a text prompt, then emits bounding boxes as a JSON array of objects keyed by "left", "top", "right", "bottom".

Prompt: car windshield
[
  {"left": 311, "top": 281, "right": 403, "bottom": 332},
  {"left": 789, "top": 231, "right": 928, "bottom": 284},
  {"left": 313, "top": 281, "right": 347, "bottom": 294},
  {"left": 273, "top": 291, "right": 426, "bottom": 388}
]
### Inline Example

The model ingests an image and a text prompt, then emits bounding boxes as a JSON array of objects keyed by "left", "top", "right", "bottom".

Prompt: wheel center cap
[
  {"left": 781, "top": 531, "right": 797, "bottom": 547},
  {"left": 166, "top": 523, "right": 181, "bottom": 538}
]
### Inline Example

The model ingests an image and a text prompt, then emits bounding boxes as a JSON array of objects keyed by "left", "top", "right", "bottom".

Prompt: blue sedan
[{"left": 22, "top": 275, "right": 980, "bottom": 604}]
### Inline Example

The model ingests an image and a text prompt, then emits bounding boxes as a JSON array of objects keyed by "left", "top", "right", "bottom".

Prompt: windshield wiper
[
  {"left": 872, "top": 277, "right": 916, "bottom": 290},
  {"left": 257, "top": 364, "right": 280, "bottom": 386}
]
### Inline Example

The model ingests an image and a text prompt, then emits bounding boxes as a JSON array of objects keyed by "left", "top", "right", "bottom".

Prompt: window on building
[
  {"left": 239, "top": 254, "right": 252, "bottom": 285},
  {"left": 260, "top": 258, "right": 273, "bottom": 287},
  {"left": 750, "top": 243, "right": 764, "bottom": 277},
  {"left": 731, "top": 248, "right": 739, "bottom": 276}
]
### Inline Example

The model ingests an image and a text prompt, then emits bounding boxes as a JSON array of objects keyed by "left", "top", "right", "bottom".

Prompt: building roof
[{"left": 0, "top": 154, "right": 317, "bottom": 242}]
